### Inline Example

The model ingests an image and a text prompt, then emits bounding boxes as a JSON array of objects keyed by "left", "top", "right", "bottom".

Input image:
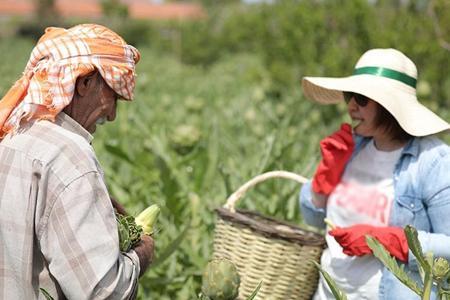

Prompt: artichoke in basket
[{"left": 201, "top": 258, "right": 240, "bottom": 300}]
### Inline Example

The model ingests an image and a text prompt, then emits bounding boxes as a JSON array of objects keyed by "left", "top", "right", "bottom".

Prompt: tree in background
[
  {"left": 428, "top": 0, "right": 450, "bottom": 51},
  {"left": 35, "top": 0, "right": 58, "bottom": 20},
  {"left": 101, "top": 0, "right": 129, "bottom": 19}
]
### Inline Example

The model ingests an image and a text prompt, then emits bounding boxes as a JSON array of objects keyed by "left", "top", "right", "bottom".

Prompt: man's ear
[{"left": 75, "top": 70, "right": 99, "bottom": 97}]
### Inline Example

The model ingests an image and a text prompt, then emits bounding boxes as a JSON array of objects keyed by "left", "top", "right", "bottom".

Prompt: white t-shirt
[{"left": 314, "top": 140, "right": 403, "bottom": 300}]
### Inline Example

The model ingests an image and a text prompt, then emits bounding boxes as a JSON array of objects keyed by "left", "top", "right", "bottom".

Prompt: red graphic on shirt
[{"left": 331, "top": 181, "right": 391, "bottom": 225}]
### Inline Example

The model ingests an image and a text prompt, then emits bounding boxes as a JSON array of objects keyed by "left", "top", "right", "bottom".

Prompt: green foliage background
[{"left": 0, "top": 1, "right": 449, "bottom": 299}]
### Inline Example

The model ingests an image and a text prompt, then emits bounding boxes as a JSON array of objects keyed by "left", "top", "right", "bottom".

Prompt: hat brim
[{"left": 302, "top": 75, "right": 450, "bottom": 137}]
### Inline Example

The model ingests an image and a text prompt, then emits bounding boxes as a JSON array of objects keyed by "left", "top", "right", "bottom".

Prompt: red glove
[
  {"left": 329, "top": 224, "right": 409, "bottom": 262},
  {"left": 312, "top": 123, "right": 354, "bottom": 195}
]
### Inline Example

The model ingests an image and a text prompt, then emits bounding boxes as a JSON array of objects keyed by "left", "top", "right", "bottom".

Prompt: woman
[{"left": 300, "top": 48, "right": 450, "bottom": 299}]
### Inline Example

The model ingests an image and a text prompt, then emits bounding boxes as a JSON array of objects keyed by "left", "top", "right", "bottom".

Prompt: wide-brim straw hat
[{"left": 302, "top": 48, "right": 450, "bottom": 137}]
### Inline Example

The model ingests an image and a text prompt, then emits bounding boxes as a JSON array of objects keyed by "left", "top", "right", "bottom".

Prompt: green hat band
[{"left": 353, "top": 66, "right": 417, "bottom": 88}]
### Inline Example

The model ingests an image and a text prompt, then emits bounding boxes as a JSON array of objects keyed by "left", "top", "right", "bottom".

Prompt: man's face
[{"left": 68, "top": 72, "right": 119, "bottom": 133}]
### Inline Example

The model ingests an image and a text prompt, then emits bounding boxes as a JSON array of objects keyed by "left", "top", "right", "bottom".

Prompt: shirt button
[{"left": 410, "top": 204, "right": 415, "bottom": 208}]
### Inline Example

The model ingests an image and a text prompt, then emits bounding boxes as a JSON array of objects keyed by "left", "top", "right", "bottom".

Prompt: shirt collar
[
  {"left": 354, "top": 134, "right": 419, "bottom": 158},
  {"left": 55, "top": 112, "right": 94, "bottom": 144}
]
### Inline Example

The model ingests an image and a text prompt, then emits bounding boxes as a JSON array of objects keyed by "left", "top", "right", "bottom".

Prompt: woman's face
[
  {"left": 346, "top": 93, "right": 382, "bottom": 137},
  {"left": 345, "top": 92, "right": 409, "bottom": 151}
]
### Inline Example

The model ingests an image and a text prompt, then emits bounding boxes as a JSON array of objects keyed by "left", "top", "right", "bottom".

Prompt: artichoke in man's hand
[
  {"left": 116, "top": 214, "right": 142, "bottom": 252},
  {"left": 116, "top": 204, "right": 160, "bottom": 252},
  {"left": 135, "top": 204, "right": 160, "bottom": 235}
]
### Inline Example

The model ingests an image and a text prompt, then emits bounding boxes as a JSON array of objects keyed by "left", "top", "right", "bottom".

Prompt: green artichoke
[
  {"left": 201, "top": 258, "right": 240, "bottom": 300},
  {"left": 116, "top": 213, "right": 143, "bottom": 252},
  {"left": 115, "top": 204, "right": 161, "bottom": 252},
  {"left": 135, "top": 204, "right": 160, "bottom": 235},
  {"left": 433, "top": 257, "right": 450, "bottom": 280},
  {"left": 169, "top": 124, "right": 201, "bottom": 155}
]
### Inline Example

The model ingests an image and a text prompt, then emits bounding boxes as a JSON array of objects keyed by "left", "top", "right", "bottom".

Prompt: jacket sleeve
[
  {"left": 299, "top": 181, "right": 326, "bottom": 229},
  {"left": 408, "top": 149, "right": 450, "bottom": 270},
  {"left": 38, "top": 171, "right": 140, "bottom": 300}
]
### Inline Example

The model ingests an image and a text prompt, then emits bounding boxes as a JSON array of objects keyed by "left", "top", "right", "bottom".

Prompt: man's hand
[
  {"left": 111, "top": 197, "right": 128, "bottom": 216},
  {"left": 110, "top": 197, "right": 155, "bottom": 275},
  {"left": 329, "top": 224, "right": 409, "bottom": 262},
  {"left": 312, "top": 123, "right": 354, "bottom": 195},
  {"left": 133, "top": 234, "right": 155, "bottom": 277}
]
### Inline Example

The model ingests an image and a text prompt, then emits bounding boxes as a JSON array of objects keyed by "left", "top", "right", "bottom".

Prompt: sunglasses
[{"left": 343, "top": 92, "right": 369, "bottom": 107}]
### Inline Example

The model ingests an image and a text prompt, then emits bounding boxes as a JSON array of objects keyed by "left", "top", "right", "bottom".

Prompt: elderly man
[{"left": 0, "top": 24, "right": 153, "bottom": 299}]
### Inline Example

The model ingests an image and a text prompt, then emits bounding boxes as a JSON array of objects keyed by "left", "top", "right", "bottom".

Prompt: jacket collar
[{"left": 401, "top": 137, "right": 419, "bottom": 157}]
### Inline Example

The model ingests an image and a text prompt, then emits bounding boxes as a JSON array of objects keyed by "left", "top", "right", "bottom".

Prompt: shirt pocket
[{"left": 394, "top": 195, "right": 428, "bottom": 229}]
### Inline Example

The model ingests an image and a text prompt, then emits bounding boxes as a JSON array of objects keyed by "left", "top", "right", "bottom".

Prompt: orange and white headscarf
[{"left": 0, "top": 23, "right": 140, "bottom": 138}]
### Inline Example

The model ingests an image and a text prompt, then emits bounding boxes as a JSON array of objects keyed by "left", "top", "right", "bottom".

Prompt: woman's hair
[{"left": 374, "top": 103, "right": 413, "bottom": 142}]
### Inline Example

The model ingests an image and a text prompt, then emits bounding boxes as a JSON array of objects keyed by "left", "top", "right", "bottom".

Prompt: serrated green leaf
[
  {"left": 104, "top": 143, "right": 136, "bottom": 166},
  {"left": 313, "top": 261, "right": 348, "bottom": 300},
  {"left": 405, "top": 225, "right": 431, "bottom": 273},
  {"left": 151, "top": 222, "right": 191, "bottom": 268},
  {"left": 366, "top": 235, "right": 422, "bottom": 296}
]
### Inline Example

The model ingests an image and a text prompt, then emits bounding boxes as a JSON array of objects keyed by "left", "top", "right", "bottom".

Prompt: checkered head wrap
[{"left": 0, "top": 23, "right": 140, "bottom": 138}]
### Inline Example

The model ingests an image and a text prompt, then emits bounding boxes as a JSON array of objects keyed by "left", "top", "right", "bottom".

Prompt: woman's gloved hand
[
  {"left": 329, "top": 224, "right": 409, "bottom": 262},
  {"left": 312, "top": 123, "right": 354, "bottom": 195}
]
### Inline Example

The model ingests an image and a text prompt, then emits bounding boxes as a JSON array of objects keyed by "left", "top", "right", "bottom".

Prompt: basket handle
[{"left": 224, "top": 170, "right": 309, "bottom": 213}]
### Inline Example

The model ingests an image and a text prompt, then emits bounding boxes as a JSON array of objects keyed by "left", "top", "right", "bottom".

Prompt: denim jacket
[{"left": 300, "top": 134, "right": 450, "bottom": 299}]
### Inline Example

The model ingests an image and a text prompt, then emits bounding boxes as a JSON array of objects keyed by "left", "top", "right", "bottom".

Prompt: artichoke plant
[
  {"left": 316, "top": 225, "right": 450, "bottom": 300},
  {"left": 169, "top": 124, "right": 201, "bottom": 155},
  {"left": 201, "top": 258, "right": 241, "bottom": 300},
  {"left": 433, "top": 258, "right": 450, "bottom": 281}
]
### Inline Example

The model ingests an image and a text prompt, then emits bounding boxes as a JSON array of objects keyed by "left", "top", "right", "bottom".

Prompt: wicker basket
[{"left": 212, "top": 171, "right": 326, "bottom": 300}]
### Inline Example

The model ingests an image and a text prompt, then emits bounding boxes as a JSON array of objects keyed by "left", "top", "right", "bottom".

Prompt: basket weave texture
[{"left": 212, "top": 171, "right": 326, "bottom": 300}]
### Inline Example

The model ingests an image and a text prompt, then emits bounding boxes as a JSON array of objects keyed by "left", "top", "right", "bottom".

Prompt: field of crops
[
  {"left": 1, "top": 34, "right": 449, "bottom": 299},
  {"left": 102, "top": 45, "right": 341, "bottom": 300},
  {"left": 0, "top": 36, "right": 340, "bottom": 299}
]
